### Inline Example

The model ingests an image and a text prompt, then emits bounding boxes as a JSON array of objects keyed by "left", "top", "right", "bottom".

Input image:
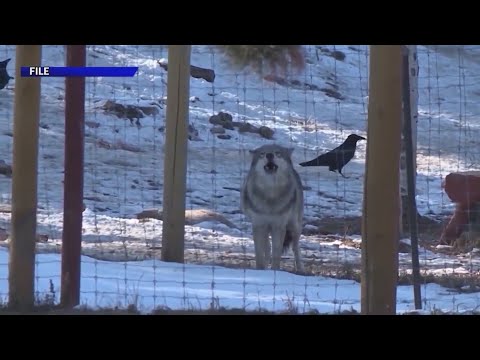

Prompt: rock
[
  {"left": 316, "top": 46, "right": 347, "bottom": 61},
  {"left": 236, "top": 122, "right": 259, "bottom": 134},
  {"left": 136, "top": 209, "right": 161, "bottom": 220},
  {"left": 96, "top": 139, "right": 145, "bottom": 153},
  {"left": 85, "top": 121, "right": 100, "bottom": 129},
  {"left": 263, "top": 74, "right": 321, "bottom": 92},
  {"left": 209, "top": 112, "right": 234, "bottom": 130},
  {"left": 0, "top": 228, "right": 8, "bottom": 241},
  {"left": 188, "top": 123, "right": 200, "bottom": 141},
  {"left": 210, "top": 125, "right": 225, "bottom": 134},
  {"left": 331, "top": 50, "right": 346, "bottom": 61},
  {"left": 209, "top": 112, "right": 274, "bottom": 139},
  {"left": 157, "top": 60, "right": 216, "bottom": 83},
  {"left": 0, "top": 160, "right": 12, "bottom": 177},
  {"left": 258, "top": 126, "right": 274, "bottom": 139},
  {"left": 217, "top": 134, "right": 231, "bottom": 140},
  {"left": 320, "top": 88, "right": 344, "bottom": 100}
]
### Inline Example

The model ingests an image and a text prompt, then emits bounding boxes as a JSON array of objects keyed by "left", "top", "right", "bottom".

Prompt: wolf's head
[{"left": 249, "top": 144, "right": 294, "bottom": 176}]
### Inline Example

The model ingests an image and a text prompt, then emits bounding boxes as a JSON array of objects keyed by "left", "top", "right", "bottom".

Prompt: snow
[
  {"left": 1, "top": 45, "right": 480, "bottom": 313},
  {"left": 0, "top": 247, "right": 479, "bottom": 314}
]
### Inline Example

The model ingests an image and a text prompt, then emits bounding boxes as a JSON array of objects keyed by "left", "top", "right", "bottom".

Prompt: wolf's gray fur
[{"left": 240, "top": 144, "right": 304, "bottom": 272}]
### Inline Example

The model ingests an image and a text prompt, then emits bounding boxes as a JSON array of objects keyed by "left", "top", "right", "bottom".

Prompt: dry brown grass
[
  {"left": 0, "top": 303, "right": 349, "bottom": 315},
  {"left": 2, "top": 302, "right": 475, "bottom": 315}
]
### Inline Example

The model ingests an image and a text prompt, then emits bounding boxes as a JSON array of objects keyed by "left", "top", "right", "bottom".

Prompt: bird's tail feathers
[{"left": 299, "top": 154, "right": 329, "bottom": 167}]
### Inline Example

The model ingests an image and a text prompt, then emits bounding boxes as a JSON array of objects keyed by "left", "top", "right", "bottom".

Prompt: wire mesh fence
[{"left": 1, "top": 45, "right": 480, "bottom": 314}]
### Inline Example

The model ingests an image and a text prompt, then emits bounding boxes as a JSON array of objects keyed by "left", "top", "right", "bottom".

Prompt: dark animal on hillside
[
  {"left": 299, "top": 133, "right": 366, "bottom": 178},
  {"left": 0, "top": 58, "right": 14, "bottom": 90}
]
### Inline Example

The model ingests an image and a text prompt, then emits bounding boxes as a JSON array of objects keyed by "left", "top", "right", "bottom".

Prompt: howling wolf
[{"left": 240, "top": 144, "right": 304, "bottom": 272}]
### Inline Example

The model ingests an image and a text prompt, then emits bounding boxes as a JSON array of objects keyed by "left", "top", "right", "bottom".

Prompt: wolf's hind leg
[
  {"left": 264, "top": 236, "right": 271, "bottom": 268},
  {"left": 291, "top": 231, "right": 304, "bottom": 273}
]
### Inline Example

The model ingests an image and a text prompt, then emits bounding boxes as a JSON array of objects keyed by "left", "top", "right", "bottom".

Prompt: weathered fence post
[
  {"left": 402, "top": 46, "right": 422, "bottom": 310},
  {"left": 9, "top": 45, "right": 42, "bottom": 311},
  {"left": 361, "top": 45, "right": 403, "bottom": 315},
  {"left": 161, "top": 45, "right": 191, "bottom": 263},
  {"left": 407, "top": 45, "right": 419, "bottom": 185},
  {"left": 399, "top": 45, "right": 419, "bottom": 235},
  {"left": 61, "top": 45, "right": 86, "bottom": 308}
]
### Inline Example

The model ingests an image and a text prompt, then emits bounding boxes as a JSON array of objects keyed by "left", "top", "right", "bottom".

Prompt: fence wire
[{"left": 1, "top": 45, "right": 480, "bottom": 314}]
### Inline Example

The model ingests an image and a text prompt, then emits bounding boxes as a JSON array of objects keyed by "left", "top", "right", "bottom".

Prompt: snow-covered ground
[
  {"left": 1, "top": 247, "right": 479, "bottom": 314},
  {"left": 1, "top": 45, "right": 480, "bottom": 312}
]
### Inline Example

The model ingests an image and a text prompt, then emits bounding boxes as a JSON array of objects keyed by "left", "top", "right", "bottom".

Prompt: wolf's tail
[{"left": 283, "top": 229, "right": 293, "bottom": 254}]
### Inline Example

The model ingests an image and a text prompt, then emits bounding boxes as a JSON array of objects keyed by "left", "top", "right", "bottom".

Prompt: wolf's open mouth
[{"left": 264, "top": 162, "right": 278, "bottom": 173}]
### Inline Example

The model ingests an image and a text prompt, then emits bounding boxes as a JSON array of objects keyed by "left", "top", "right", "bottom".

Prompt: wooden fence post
[
  {"left": 9, "top": 45, "right": 42, "bottom": 311},
  {"left": 161, "top": 45, "right": 191, "bottom": 263},
  {"left": 61, "top": 45, "right": 86, "bottom": 308},
  {"left": 361, "top": 45, "right": 403, "bottom": 315}
]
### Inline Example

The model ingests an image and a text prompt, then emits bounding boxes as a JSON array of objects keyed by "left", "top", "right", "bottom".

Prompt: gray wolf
[
  {"left": 240, "top": 144, "right": 304, "bottom": 272},
  {"left": 299, "top": 133, "right": 365, "bottom": 178}
]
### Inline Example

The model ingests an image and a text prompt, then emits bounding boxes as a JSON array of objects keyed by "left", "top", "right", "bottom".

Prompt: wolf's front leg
[
  {"left": 252, "top": 224, "right": 269, "bottom": 270},
  {"left": 270, "top": 226, "right": 286, "bottom": 270}
]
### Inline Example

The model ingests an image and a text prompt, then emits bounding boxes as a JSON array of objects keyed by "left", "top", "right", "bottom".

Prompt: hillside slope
[{"left": 0, "top": 45, "right": 479, "bottom": 277}]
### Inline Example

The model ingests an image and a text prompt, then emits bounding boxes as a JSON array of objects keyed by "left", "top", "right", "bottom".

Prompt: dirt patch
[
  {"left": 305, "top": 214, "right": 446, "bottom": 242},
  {"left": 305, "top": 216, "right": 361, "bottom": 236},
  {"left": 98, "top": 99, "right": 161, "bottom": 127},
  {"left": 96, "top": 139, "right": 145, "bottom": 153}
]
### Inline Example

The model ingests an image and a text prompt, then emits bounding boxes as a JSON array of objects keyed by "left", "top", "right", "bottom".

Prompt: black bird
[
  {"left": 299, "top": 133, "right": 366, "bottom": 178},
  {"left": 0, "top": 58, "right": 14, "bottom": 90}
]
